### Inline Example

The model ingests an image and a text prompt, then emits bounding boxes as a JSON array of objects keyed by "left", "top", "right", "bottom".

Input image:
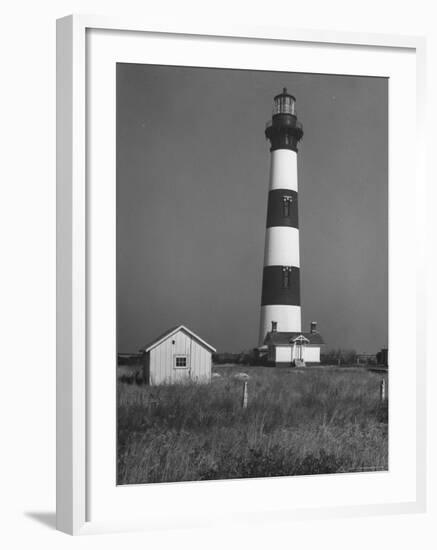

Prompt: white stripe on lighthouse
[
  {"left": 269, "top": 149, "right": 298, "bottom": 191},
  {"left": 263, "top": 226, "right": 300, "bottom": 267},
  {"left": 259, "top": 305, "right": 302, "bottom": 344}
]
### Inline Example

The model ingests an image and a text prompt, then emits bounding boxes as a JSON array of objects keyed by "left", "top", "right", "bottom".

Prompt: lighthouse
[{"left": 259, "top": 89, "right": 304, "bottom": 345}]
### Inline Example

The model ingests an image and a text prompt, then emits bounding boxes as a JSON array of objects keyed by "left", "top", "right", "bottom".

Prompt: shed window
[{"left": 175, "top": 355, "right": 188, "bottom": 368}]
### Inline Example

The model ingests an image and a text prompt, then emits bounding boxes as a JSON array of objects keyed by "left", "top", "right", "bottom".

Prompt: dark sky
[{"left": 117, "top": 64, "right": 388, "bottom": 354}]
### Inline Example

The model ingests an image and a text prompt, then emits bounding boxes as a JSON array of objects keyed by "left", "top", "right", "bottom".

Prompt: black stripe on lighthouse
[
  {"left": 266, "top": 189, "right": 299, "bottom": 228},
  {"left": 261, "top": 266, "right": 301, "bottom": 306}
]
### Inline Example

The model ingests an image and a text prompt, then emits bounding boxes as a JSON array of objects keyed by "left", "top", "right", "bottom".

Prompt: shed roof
[
  {"left": 141, "top": 325, "right": 216, "bottom": 354},
  {"left": 264, "top": 331, "right": 325, "bottom": 346}
]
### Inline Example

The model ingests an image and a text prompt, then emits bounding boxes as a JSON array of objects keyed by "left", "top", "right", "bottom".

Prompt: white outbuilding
[
  {"left": 140, "top": 325, "right": 216, "bottom": 385},
  {"left": 261, "top": 322, "right": 325, "bottom": 367}
]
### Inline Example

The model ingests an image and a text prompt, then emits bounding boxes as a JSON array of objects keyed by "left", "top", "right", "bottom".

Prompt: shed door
[{"left": 173, "top": 354, "right": 190, "bottom": 383}]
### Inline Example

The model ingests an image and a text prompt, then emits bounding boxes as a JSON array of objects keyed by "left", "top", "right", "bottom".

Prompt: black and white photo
[{"left": 116, "top": 63, "right": 388, "bottom": 485}]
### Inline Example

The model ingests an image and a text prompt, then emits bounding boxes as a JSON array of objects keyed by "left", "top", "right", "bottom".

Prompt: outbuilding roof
[
  {"left": 141, "top": 325, "right": 216, "bottom": 354},
  {"left": 264, "top": 331, "right": 325, "bottom": 346}
]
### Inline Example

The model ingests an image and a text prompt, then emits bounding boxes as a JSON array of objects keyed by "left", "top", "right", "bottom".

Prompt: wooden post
[
  {"left": 242, "top": 381, "right": 248, "bottom": 409},
  {"left": 380, "top": 378, "right": 386, "bottom": 401}
]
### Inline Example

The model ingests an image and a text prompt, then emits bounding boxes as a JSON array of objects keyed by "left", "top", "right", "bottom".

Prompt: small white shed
[{"left": 141, "top": 325, "right": 216, "bottom": 385}]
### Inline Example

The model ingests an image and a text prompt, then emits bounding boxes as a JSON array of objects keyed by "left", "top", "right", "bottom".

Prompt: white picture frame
[{"left": 56, "top": 14, "right": 427, "bottom": 535}]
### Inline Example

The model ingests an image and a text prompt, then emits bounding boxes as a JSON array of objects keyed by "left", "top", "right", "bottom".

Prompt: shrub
[
  {"left": 199, "top": 447, "right": 349, "bottom": 480},
  {"left": 321, "top": 348, "right": 357, "bottom": 365}
]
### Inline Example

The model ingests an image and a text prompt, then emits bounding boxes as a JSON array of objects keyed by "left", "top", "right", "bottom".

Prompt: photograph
[{"left": 116, "top": 63, "right": 389, "bottom": 485}]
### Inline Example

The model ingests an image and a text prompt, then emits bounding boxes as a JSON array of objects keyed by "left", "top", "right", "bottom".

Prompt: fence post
[
  {"left": 379, "top": 378, "right": 386, "bottom": 402},
  {"left": 242, "top": 381, "right": 248, "bottom": 409}
]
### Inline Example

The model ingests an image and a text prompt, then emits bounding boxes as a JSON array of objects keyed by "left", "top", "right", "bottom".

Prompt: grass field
[{"left": 117, "top": 365, "right": 388, "bottom": 485}]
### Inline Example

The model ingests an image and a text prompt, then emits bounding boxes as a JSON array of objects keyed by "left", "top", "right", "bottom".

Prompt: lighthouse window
[
  {"left": 282, "top": 196, "right": 292, "bottom": 217},
  {"left": 283, "top": 200, "right": 290, "bottom": 217},
  {"left": 282, "top": 268, "right": 290, "bottom": 288}
]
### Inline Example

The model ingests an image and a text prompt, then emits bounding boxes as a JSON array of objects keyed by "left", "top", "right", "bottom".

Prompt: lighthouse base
[{"left": 258, "top": 304, "right": 301, "bottom": 345}]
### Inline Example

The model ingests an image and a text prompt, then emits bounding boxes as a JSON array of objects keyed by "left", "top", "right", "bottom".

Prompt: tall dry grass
[{"left": 117, "top": 366, "right": 388, "bottom": 484}]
